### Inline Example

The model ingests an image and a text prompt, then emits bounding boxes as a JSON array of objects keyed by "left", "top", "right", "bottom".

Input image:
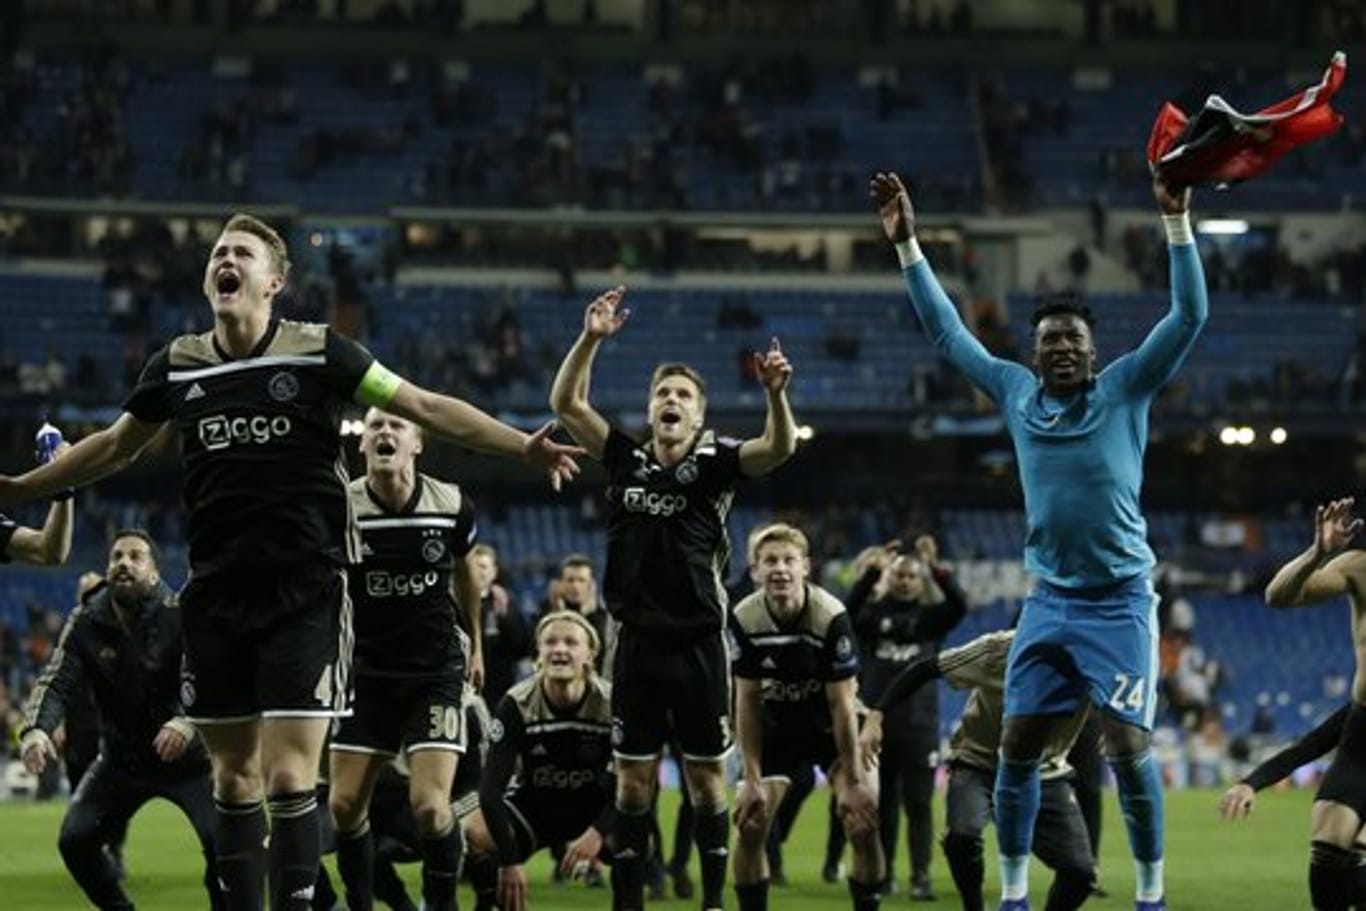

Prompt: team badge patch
[
  {"left": 268, "top": 371, "right": 300, "bottom": 402},
  {"left": 488, "top": 718, "right": 504, "bottom": 743},
  {"left": 422, "top": 539, "right": 447, "bottom": 563},
  {"left": 835, "top": 635, "right": 853, "bottom": 661},
  {"left": 675, "top": 459, "right": 699, "bottom": 485},
  {"left": 180, "top": 675, "right": 196, "bottom": 708},
  {"left": 611, "top": 717, "right": 625, "bottom": 747}
]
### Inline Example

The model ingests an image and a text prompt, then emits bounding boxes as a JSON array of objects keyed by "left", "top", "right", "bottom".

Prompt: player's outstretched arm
[
  {"left": 549, "top": 286, "right": 626, "bottom": 460},
  {"left": 376, "top": 378, "right": 583, "bottom": 491},
  {"left": 0, "top": 414, "right": 162, "bottom": 510},
  {"left": 1266, "top": 498, "right": 1364, "bottom": 607},
  {"left": 738, "top": 337, "right": 797, "bottom": 477},
  {"left": 1124, "top": 177, "right": 1209, "bottom": 392},
  {"left": 870, "top": 171, "right": 1009, "bottom": 397}
]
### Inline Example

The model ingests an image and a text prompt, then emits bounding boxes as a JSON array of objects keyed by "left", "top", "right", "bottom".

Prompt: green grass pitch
[{"left": 0, "top": 785, "right": 1314, "bottom": 908}]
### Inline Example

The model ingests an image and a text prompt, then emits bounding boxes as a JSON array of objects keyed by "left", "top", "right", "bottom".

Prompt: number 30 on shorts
[
  {"left": 1108, "top": 673, "right": 1146, "bottom": 713},
  {"left": 428, "top": 705, "right": 460, "bottom": 740}
]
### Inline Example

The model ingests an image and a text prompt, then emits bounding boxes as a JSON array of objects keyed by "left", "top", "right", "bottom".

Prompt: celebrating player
[
  {"left": 327, "top": 407, "right": 481, "bottom": 911},
  {"left": 873, "top": 171, "right": 1207, "bottom": 911},
  {"left": 549, "top": 286, "right": 798, "bottom": 910},
  {"left": 730, "top": 523, "right": 883, "bottom": 911},
  {"left": 0, "top": 213, "right": 582, "bottom": 911}
]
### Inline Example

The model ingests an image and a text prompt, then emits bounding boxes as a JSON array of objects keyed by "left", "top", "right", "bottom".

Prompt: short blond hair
[
  {"left": 748, "top": 522, "right": 810, "bottom": 566},
  {"left": 221, "top": 213, "right": 291, "bottom": 278}
]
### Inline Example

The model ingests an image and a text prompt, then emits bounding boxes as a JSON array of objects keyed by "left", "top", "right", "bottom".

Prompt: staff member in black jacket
[
  {"left": 20, "top": 530, "right": 223, "bottom": 911},
  {"left": 850, "top": 535, "right": 967, "bottom": 901}
]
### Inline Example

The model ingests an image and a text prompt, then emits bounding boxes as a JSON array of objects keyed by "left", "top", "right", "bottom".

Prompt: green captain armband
[{"left": 355, "top": 360, "right": 403, "bottom": 407}]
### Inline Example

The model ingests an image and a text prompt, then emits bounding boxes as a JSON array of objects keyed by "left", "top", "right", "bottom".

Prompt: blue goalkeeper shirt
[{"left": 903, "top": 242, "right": 1208, "bottom": 589}]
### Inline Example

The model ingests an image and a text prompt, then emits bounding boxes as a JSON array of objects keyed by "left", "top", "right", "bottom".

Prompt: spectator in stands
[{"left": 472, "top": 543, "right": 531, "bottom": 710}]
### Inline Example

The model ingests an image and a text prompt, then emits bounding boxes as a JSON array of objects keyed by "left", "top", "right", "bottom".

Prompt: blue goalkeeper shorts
[{"left": 1004, "top": 574, "right": 1160, "bottom": 730}]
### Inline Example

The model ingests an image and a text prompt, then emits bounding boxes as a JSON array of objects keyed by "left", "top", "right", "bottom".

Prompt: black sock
[
  {"left": 335, "top": 820, "right": 374, "bottom": 911},
  {"left": 613, "top": 808, "right": 651, "bottom": 911},
  {"left": 312, "top": 862, "right": 338, "bottom": 911},
  {"left": 735, "top": 880, "right": 769, "bottom": 911},
  {"left": 215, "top": 798, "right": 266, "bottom": 911},
  {"left": 850, "top": 877, "right": 883, "bottom": 911},
  {"left": 267, "top": 790, "right": 321, "bottom": 911},
  {"left": 374, "top": 858, "right": 418, "bottom": 911},
  {"left": 694, "top": 807, "right": 730, "bottom": 909},
  {"left": 1044, "top": 867, "right": 1094, "bottom": 911},
  {"left": 1313, "top": 841, "right": 1358, "bottom": 911},
  {"left": 468, "top": 855, "right": 499, "bottom": 911},
  {"left": 942, "top": 832, "right": 984, "bottom": 911},
  {"left": 420, "top": 822, "right": 464, "bottom": 911}
]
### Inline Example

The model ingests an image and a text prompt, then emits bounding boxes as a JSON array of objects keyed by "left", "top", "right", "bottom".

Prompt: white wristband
[
  {"left": 1162, "top": 212, "right": 1193, "bottom": 246},
  {"left": 895, "top": 238, "right": 925, "bottom": 268}
]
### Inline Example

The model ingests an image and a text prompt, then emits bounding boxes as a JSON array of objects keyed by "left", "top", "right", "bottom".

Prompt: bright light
[
  {"left": 1270, "top": 426, "right": 1287, "bottom": 445},
  {"left": 1197, "top": 218, "right": 1250, "bottom": 236},
  {"left": 1218, "top": 426, "right": 1238, "bottom": 446},
  {"left": 339, "top": 419, "right": 365, "bottom": 436},
  {"left": 796, "top": 424, "right": 815, "bottom": 442},
  {"left": 310, "top": 232, "right": 324, "bottom": 246},
  {"left": 1235, "top": 426, "right": 1256, "bottom": 446}
]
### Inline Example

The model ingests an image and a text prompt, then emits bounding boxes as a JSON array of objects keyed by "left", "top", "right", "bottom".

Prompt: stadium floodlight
[
  {"left": 1218, "top": 426, "right": 1238, "bottom": 446},
  {"left": 1270, "top": 427, "right": 1288, "bottom": 444},
  {"left": 1235, "top": 426, "right": 1256, "bottom": 446},
  {"left": 1196, "top": 218, "right": 1250, "bottom": 236}
]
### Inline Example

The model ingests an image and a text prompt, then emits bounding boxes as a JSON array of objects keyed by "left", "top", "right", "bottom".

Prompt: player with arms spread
[
  {"left": 872, "top": 171, "right": 1207, "bottom": 911},
  {"left": 0, "top": 214, "right": 580, "bottom": 911},
  {"left": 550, "top": 286, "right": 798, "bottom": 911}
]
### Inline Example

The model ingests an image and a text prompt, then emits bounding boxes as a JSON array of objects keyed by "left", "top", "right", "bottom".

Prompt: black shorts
[
  {"left": 499, "top": 792, "right": 608, "bottom": 861},
  {"left": 760, "top": 728, "right": 837, "bottom": 782},
  {"left": 611, "top": 626, "right": 731, "bottom": 762},
  {"left": 332, "top": 669, "right": 466, "bottom": 757},
  {"left": 180, "top": 561, "right": 352, "bottom": 723},
  {"left": 1318, "top": 703, "right": 1366, "bottom": 817}
]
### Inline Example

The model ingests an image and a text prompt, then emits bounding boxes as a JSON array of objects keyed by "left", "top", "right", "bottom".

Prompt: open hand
[
  {"left": 870, "top": 172, "right": 916, "bottom": 243},
  {"left": 523, "top": 422, "right": 586, "bottom": 492},
  {"left": 1218, "top": 782, "right": 1255, "bottom": 821},
  {"left": 1313, "top": 498, "right": 1362, "bottom": 558},
  {"left": 584, "top": 286, "right": 629, "bottom": 340}
]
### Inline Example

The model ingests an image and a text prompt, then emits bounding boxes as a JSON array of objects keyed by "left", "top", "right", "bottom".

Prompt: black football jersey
[
  {"left": 0, "top": 513, "right": 15, "bottom": 563},
  {"left": 730, "top": 583, "right": 860, "bottom": 734},
  {"left": 123, "top": 319, "right": 374, "bottom": 577},
  {"left": 348, "top": 474, "right": 477, "bottom": 676},
  {"left": 601, "top": 426, "right": 743, "bottom": 636}
]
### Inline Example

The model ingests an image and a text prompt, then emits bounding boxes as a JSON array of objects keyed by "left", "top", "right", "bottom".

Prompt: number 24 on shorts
[{"left": 1108, "top": 673, "right": 1146, "bottom": 712}]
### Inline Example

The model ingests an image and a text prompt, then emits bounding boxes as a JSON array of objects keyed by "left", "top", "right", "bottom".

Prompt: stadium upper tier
[
  {"left": 3, "top": 56, "right": 1361, "bottom": 213},
  {"left": 0, "top": 271, "right": 1357, "bottom": 415}
]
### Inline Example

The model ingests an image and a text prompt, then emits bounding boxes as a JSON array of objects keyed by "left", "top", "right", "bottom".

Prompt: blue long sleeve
[
  {"left": 903, "top": 260, "right": 1024, "bottom": 399},
  {"left": 1121, "top": 242, "right": 1209, "bottom": 393}
]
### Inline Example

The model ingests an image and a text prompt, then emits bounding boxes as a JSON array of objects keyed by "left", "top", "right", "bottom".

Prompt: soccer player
[
  {"left": 20, "top": 530, "right": 223, "bottom": 911},
  {"left": 327, "top": 406, "right": 482, "bottom": 911},
  {"left": 731, "top": 523, "right": 882, "bottom": 911},
  {"left": 872, "top": 170, "right": 1206, "bottom": 911},
  {"left": 0, "top": 213, "right": 581, "bottom": 911},
  {"left": 550, "top": 285, "right": 798, "bottom": 911},
  {"left": 849, "top": 535, "right": 967, "bottom": 899},
  {"left": 861, "top": 631, "right": 1095, "bottom": 911},
  {"left": 1264, "top": 497, "right": 1366, "bottom": 911},
  {"left": 463, "top": 610, "right": 616, "bottom": 911}
]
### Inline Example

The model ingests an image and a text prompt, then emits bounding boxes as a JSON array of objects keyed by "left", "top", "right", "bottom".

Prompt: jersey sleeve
[
  {"left": 0, "top": 514, "right": 15, "bottom": 564},
  {"left": 711, "top": 435, "right": 744, "bottom": 485},
  {"left": 122, "top": 346, "right": 174, "bottom": 423},
  {"left": 324, "top": 328, "right": 383, "bottom": 402},
  {"left": 822, "top": 610, "right": 860, "bottom": 682},
  {"left": 602, "top": 425, "right": 638, "bottom": 475},
  {"left": 452, "top": 493, "right": 478, "bottom": 558},
  {"left": 729, "top": 614, "right": 763, "bottom": 679},
  {"left": 478, "top": 695, "right": 528, "bottom": 865}
]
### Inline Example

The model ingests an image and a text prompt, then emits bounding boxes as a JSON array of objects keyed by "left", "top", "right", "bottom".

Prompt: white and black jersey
[
  {"left": 601, "top": 426, "right": 743, "bottom": 637},
  {"left": 479, "top": 676, "right": 616, "bottom": 863},
  {"left": 123, "top": 319, "right": 375, "bottom": 578},
  {"left": 730, "top": 584, "right": 860, "bottom": 736},
  {"left": 348, "top": 475, "right": 477, "bottom": 677}
]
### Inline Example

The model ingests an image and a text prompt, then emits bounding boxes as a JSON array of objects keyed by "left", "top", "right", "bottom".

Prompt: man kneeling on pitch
[
  {"left": 462, "top": 610, "right": 617, "bottom": 911},
  {"left": 732, "top": 523, "right": 883, "bottom": 911}
]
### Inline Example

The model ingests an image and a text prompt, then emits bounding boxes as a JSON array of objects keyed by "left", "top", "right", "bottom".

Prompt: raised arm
[
  {"left": 548, "top": 286, "right": 627, "bottom": 460},
  {"left": 1122, "top": 178, "right": 1209, "bottom": 393},
  {"left": 871, "top": 171, "right": 1014, "bottom": 398},
  {"left": 738, "top": 337, "right": 797, "bottom": 477},
  {"left": 1265, "top": 498, "right": 1365, "bottom": 608},
  {"left": 0, "top": 413, "right": 163, "bottom": 509}
]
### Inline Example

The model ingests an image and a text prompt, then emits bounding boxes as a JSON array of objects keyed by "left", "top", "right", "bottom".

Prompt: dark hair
[
  {"left": 560, "top": 553, "right": 595, "bottom": 575},
  {"left": 1030, "top": 293, "right": 1096, "bottom": 330},
  {"left": 110, "top": 528, "right": 159, "bottom": 567}
]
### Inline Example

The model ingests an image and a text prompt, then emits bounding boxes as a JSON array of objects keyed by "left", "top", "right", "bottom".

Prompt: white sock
[
  {"left": 999, "top": 854, "right": 1030, "bottom": 901},
  {"left": 1134, "top": 858, "right": 1164, "bottom": 902}
]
